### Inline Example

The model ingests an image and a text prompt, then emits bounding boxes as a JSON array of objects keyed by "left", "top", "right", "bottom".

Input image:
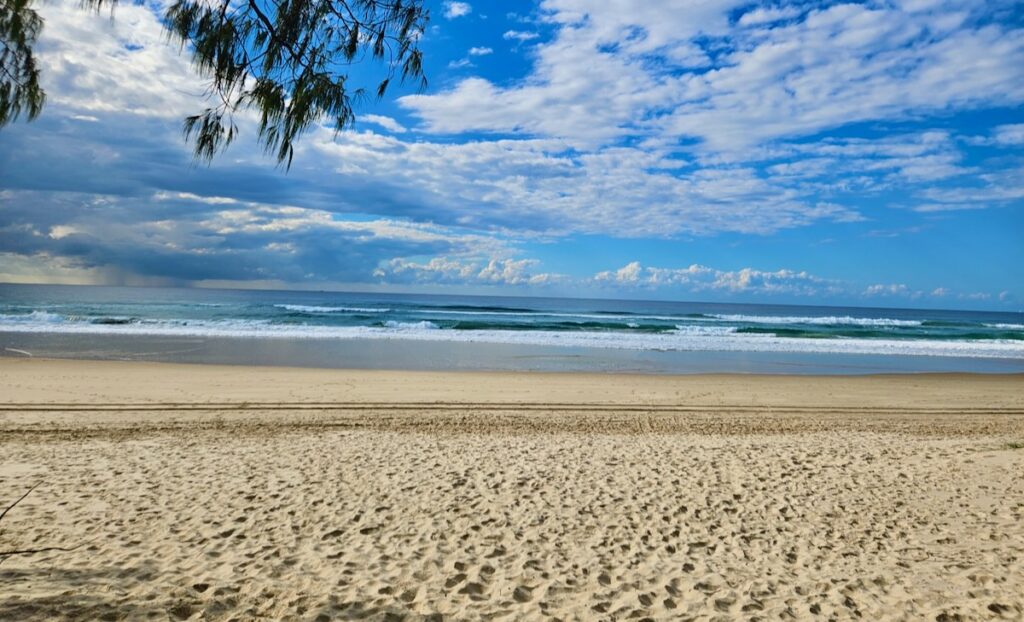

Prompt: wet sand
[{"left": 1, "top": 358, "right": 1022, "bottom": 620}]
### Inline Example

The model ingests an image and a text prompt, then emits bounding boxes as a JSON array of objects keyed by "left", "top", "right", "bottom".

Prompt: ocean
[{"left": 1, "top": 283, "right": 1023, "bottom": 374}]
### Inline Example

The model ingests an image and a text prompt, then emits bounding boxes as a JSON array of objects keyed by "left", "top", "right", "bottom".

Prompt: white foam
[
  {"left": 276, "top": 304, "right": 390, "bottom": 313},
  {"left": 673, "top": 325, "right": 738, "bottom": 336},
  {"left": 415, "top": 309, "right": 687, "bottom": 322},
  {"left": 709, "top": 314, "right": 922, "bottom": 327},
  {"left": 381, "top": 320, "right": 439, "bottom": 330},
  {"left": 5, "top": 311, "right": 65, "bottom": 323},
  {"left": 1, "top": 315, "right": 1022, "bottom": 359},
  {"left": 986, "top": 323, "right": 1024, "bottom": 330}
]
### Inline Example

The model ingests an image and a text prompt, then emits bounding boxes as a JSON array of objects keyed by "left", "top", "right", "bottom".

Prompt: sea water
[{"left": 1, "top": 283, "right": 1022, "bottom": 374}]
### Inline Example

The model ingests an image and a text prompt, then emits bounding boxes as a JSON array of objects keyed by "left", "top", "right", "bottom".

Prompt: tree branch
[
  {"left": 0, "top": 483, "right": 84, "bottom": 565},
  {"left": 0, "top": 544, "right": 81, "bottom": 565},
  {"left": 246, "top": 0, "right": 312, "bottom": 70},
  {"left": 0, "top": 482, "right": 39, "bottom": 523}
]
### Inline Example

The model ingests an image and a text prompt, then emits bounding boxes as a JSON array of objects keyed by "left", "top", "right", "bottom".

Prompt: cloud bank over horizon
[{"left": 0, "top": 0, "right": 1021, "bottom": 308}]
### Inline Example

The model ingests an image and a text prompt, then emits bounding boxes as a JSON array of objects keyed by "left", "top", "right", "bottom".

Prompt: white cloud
[
  {"left": 758, "top": 130, "right": 971, "bottom": 187},
  {"left": 361, "top": 114, "right": 407, "bottom": 134},
  {"left": 864, "top": 283, "right": 923, "bottom": 299},
  {"left": 912, "top": 203, "right": 990, "bottom": 213},
  {"left": 26, "top": 0, "right": 1010, "bottom": 244},
  {"left": 404, "top": 1, "right": 1024, "bottom": 154},
  {"left": 992, "top": 123, "right": 1024, "bottom": 146},
  {"left": 307, "top": 130, "right": 864, "bottom": 237},
  {"left": 965, "top": 122, "right": 1024, "bottom": 146},
  {"left": 48, "top": 225, "right": 80, "bottom": 239},
  {"left": 34, "top": 1, "right": 205, "bottom": 118},
  {"left": 662, "top": 7, "right": 1024, "bottom": 152},
  {"left": 738, "top": 6, "right": 802, "bottom": 26},
  {"left": 443, "top": 1, "right": 472, "bottom": 19},
  {"left": 2, "top": 176, "right": 1008, "bottom": 299},
  {"left": 448, "top": 58, "right": 474, "bottom": 69},
  {"left": 960, "top": 291, "right": 992, "bottom": 301},
  {"left": 0, "top": 184, "right": 523, "bottom": 285},
  {"left": 3, "top": 0, "right": 1019, "bottom": 301},
  {"left": 917, "top": 166, "right": 1024, "bottom": 210},
  {"left": 197, "top": 203, "right": 506, "bottom": 251},
  {"left": 503, "top": 30, "right": 539, "bottom": 42},
  {"left": 375, "top": 257, "right": 565, "bottom": 286},
  {"left": 155, "top": 191, "right": 239, "bottom": 205},
  {"left": 595, "top": 261, "right": 643, "bottom": 283},
  {"left": 595, "top": 262, "right": 838, "bottom": 296}
]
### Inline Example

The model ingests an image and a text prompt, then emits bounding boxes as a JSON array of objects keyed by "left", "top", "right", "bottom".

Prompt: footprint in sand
[
  {"left": 445, "top": 573, "right": 467, "bottom": 589},
  {"left": 458, "top": 582, "right": 486, "bottom": 600}
]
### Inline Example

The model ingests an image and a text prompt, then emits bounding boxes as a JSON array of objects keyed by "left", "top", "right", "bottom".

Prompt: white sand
[{"left": 1, "top": 358, "right": 1022, "bottom": 620}]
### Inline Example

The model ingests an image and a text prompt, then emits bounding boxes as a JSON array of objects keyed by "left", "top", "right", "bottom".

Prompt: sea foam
[
  {"left": 708, "top": 314, "right": 922, "bottom": 327},
  {"left": 275, "top": 304, "right": 390, "bottom": 313},
  {"left": 1, "top": 313, "right": 1022, "bottom": 359}
]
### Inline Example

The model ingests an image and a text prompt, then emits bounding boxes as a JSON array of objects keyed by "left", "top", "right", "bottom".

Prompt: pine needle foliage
[
  {"left": 0, "top": 0, "right": 45, "bottom": 127},
  {"left": 2, "top": 0, "right": 429, "bottom": 168}
]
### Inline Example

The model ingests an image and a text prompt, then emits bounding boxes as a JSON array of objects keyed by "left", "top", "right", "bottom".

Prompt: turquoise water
[{"left": 1, "top": 284, "right": 1023, "bottom": 373}]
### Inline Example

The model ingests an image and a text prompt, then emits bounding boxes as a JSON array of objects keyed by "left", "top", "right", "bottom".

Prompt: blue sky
[{"left": 0, "top": 0, "right": 1022, "bottom": 309}]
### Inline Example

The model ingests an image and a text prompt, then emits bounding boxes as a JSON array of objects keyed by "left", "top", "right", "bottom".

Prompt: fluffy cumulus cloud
[
  {"left": 864, "top": 283, "right": 918, "bottom": 298},
  {"left": 375, "top": 257, "right": 566, "bottom": 286},
  {"left": 443, "top": 1, "right": 472, "bottom": 19},
  {"left": 360, "top": 114, "right": 407, "bottom": 134},
  {"left": 0, "top": 0, "right": 1021, "bottom": 304},
  {"left": 594, "top": 262, "right": 840, "bottom": 297},
  {"left": 379, "top": 257, "right": 846, "bottom": 296}
]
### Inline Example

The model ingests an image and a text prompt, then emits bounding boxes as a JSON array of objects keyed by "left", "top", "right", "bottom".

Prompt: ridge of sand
[{"left": 1, "top": 359, "right": 1022, "bottom": 621}]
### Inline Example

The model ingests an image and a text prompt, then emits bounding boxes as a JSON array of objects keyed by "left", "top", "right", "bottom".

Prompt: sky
[{"left": 0, "top": 0, "right": 1022, "bottom": 310}]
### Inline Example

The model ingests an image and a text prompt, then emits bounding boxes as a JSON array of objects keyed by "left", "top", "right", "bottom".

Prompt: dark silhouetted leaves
[
  {"left": 0, "top": 0, "right": 428, "bottom": 168},
  {"left": 0, "top": 0, "right": 45, "bottom": 127}
]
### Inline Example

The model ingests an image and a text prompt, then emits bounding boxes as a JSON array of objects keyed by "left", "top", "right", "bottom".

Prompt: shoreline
[
  {"left": 3, "top": 330, "right": 1024, "bottom": 376},
  {"left": 3, "top": 356, "right": 1024, "bottom": 403}
]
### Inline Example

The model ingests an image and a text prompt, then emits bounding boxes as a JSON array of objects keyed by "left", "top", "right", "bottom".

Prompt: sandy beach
[{"left": 1, "top": 358, "right": 1023, "bottom": 621}]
